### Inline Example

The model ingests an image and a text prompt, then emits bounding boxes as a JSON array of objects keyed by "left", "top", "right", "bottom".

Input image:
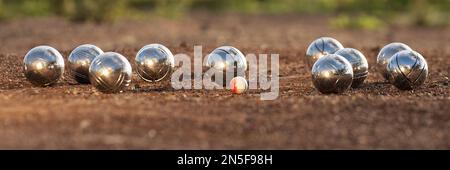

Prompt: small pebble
[{"left": 443, "top": 77, "right": 448, "bottom": 86}]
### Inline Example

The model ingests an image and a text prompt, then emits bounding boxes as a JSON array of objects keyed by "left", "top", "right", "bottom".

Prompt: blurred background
[{"left": 0, "top": 0, "right": 449, "bottom": 29}]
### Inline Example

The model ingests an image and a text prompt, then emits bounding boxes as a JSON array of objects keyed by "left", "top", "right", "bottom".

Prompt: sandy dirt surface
[{"left": 0, "top": 14, "right": 449, "bottom": 149}]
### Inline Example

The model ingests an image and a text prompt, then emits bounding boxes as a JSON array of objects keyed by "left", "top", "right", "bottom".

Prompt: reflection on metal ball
[
  {"left": 89, "top": 52, "right": 132, "bottom": 93},
  {"left": 205, "top": 46, "right": 247, "bottom": 86},
  {"left": 23, "top": 45, "right": 65, "bottom": 86},
  {"left": 68, "top": 44, "right": 104, "bottom": 83},
  {"left": 335, "top": 48, "right": 368, "bottom": 88},
  {"left": 377, "top": 42, "right": 412, "bottom": 81},
  {"left": 306, "top": 37, "right": 344, "bottom": 69},
  {"left": 386, "top": 50, "right": 428, "bottom": 90},
  {"left": 135, "top": 44, "right": 175, "bottom": 82},
  {"left": 311, "top": 54, "right": 353, "bottom": 94}
]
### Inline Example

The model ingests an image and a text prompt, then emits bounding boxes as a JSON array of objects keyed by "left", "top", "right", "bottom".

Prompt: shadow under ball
[
  {"left": 377, "top": 42, "right": 412, "bottom": 81},
  {"left": 23, "top": 45, "right": 65, "bottom": 86},
  {"left": 68, "top": 44, "right": 104, "bottom": 84},
  {"left": 89, "top": 52, "right": 132, "bottom": 93},
  {"left": 311, "top": 54, "right": 353, "bottom": 94},
  {"left": 335, "top": 48, "right": 368, "bottom": 88},
  {"left": 135, "top": 44, "right": 175, "bottom": 82},
  {"left": 306, "top": 37, "right": 344, "bottom": 70},
  {"left": 205, "top": 46, "right": 247, "bottom": 86},
  {"left": 386, "top": 50, "right": 428, "bottom": 90}
]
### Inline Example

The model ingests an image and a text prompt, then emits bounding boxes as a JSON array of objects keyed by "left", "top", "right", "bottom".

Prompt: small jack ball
[{"left": 230, "top": 77, "right": 248, "bottom": 94}]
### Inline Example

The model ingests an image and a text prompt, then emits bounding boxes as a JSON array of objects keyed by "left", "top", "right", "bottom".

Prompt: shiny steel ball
[
  {"left": 311, "top": 54, "right": 353, "bottom": 94},
  {"left": 306, "top": 37, "right": 344, "bottom": 69},
  {"left": 205, "top": 46, "right": 247, "bottom": 86},
  {"left": 230, "top": 76, "right": 248, "bottom": 94},
  {"left": 377, "top": 42, "right": 412, "bottom": 81},
  {"left": 68, "top": 44, "right": 104, "bottom": 84},
  {"left": 89, "top": 52, "right": 132, "bottom": 93},
  {"left": 23, "top": 45, "right": 64, "bottom": 86},
  {"left": 135, "top": 44, "right": 175, "bottom": 82},
  {"left": 386, "top": 50, "right": 428, "bottom": 90},
  {"left": 335, "top": 48, "right": 368, "bottom": 88}
]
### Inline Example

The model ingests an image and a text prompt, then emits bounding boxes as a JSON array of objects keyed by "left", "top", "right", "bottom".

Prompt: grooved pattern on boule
[{"left": 387, "top": 50, "right": 428, "bottom": 90}]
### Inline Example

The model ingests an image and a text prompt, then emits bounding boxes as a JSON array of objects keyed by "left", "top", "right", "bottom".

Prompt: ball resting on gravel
[
  {"left": 23, "top": 45, "right": 65, "bottom": 86},
  {"left": 386, "top": 50, "right": 428, "bottom": 90},
  {"left": 89, "top": 52, "right": 132, "bottom": 93},
  {"left": 311, "top": 54, "right": 353, "bottom": 94},
  {"left": 335, "top": 48, "right": 368, "bottom": 88},
  {"left": 205, "top": 46, "right": 247, "bottom": 86},
  {"left": 68, "top": 44, "right": 104, "bottom": 84},
  {"left": 230, "top": 76, "right": 248, "bottom": 94},
  {"left": 377, "top": 42, "right": 412, "bottom": 81},
  {"left": 306, "top": 37, "right": 344, "bottom": 69},
  {"left": 135, "top": 44, "right": 175, "bottom": 82}
]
